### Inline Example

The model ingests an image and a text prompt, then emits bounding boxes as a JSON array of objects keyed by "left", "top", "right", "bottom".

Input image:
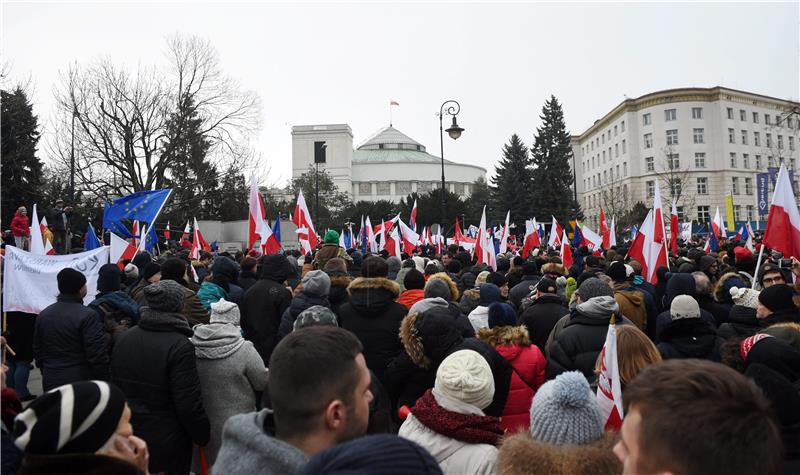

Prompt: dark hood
[
  {"left": 90, "top": 291, "right": 139, "bottom": 321},
  {"left": 400, "top": 306, "right": 464, "bottom": 368},
  {"left": 531, "top": 293, "right": 564, "bottom": 306},
  {"left": 728, "top": 305, "right": 758, "bottom": 325},
  {"left": 328, "top": 275, "right": 352, "bottom": 304},
  {"left": 289, "top": 293, "right": 330, "bottom": 317},
  {"left": 260, "top": 254, "right": 295, "bottom": 282},
  {"left": 347, "top": 277, "right": 401, "bottom": 314},
  {"left": 664, "top": 273, "right": 696, "bottom": 307},
  {"left": 657, "top": 318, "right": 718, "bottom": 357}
]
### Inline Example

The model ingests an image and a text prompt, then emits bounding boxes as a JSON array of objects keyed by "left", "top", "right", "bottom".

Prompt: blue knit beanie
[
  {"left": 488, "top": 302, "right": 517, "bottom": 328},
  {"left": 529, "top": 371, "right": 604, "bottom": 445},
  {"left": 479, "top": 283, "right": 502, "bottom": 306}
]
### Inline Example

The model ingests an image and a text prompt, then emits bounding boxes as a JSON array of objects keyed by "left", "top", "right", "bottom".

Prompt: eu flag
[
  {"left": 84, "top": 223, "right": 103, "bottom": 251},
  {"left": 707, "top": 224, "right": 719, "bottom": 252},
  {"left": 103, "top": 189, "right": 172, "bottom": 232},
  {"left": 572, "top": 224, "right": 584, "bottom": 248},
  {"left": 144, "top": 225, "right": 159, "bottom": 254}
]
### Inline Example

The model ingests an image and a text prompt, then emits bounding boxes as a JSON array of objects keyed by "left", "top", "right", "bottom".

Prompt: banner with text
[
  {"left": 2, "top": 246, "right": 109, "bottom": 314},
  {"left": 757, "top": 172, "right": 770, "bottom": 215}
]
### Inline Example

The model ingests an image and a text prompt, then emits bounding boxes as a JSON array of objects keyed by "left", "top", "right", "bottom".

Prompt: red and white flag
[
  {"left": 473, "top": 206, "right": 491, "bottom": 267},
  {"left": 580, "top": 223, "right": 602, "bottom": 250},
  {"left": 596, "top": 316, "right": 624, "bottom": 431},
  {"left": 110, "top": 233, "right": 137, "bottom": 269},
  {"left": 248, "top": 175, "right": 269, "bottom": 251},
  {"left": 164, "top": 222, "right": 171, "bottom": 241},
  {"left": 365, "top": 216, "right": 377, "bottom": 253},
  {"left": 712, "top": 207, "right": 727, "bottom": 239},
  {"left": 410, "top": 199, "right": 418, "bottom": 231},
  {"left": 190, "top": 218, "right": 210, "bottom": 260},
  {"left": 522, "top": 218, "right": 541, "bottom": 259},
  {"left": 600, "top": 208, "right": 610, "bottom": 249},
  {"left": 435, "top": 226, "right": 444, "bottom": 255},
  {"left": 763, "top": 164, "right": 800, "bottom": 259},
  {"left": 397, "top": 216, "right": 420, "bottom": 255},
  {"left": 548, "top": 216, "right": 563, "bottom": 249},
  {"left": 293, "top": 190, "right": 318, "bottom": 254},
  {"left": 670, "top": 201, "right": 679, "bottom": 256},
  {"left": 29, "top": 204, "right": 45, "bottom": 255},
  {"left": 181, "top": 220, "right": 191, "bottom": 243},
  {"left": 498, "top": 210, "right": 511, "bottom": 255},
  {"left": 609, "top": 217, "right": 617, "bottom": 247},
  {"left": 627, "top": 208, "right": 668, "bottom": 284},
  {"left": 559, "top": 231, "right": 573, "bottom": 268},
  {"left": 131, "top": 220, "right": 140, "bottom": 249}
]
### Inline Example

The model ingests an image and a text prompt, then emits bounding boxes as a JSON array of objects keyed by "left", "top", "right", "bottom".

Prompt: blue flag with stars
[
  {"left": 103, "top": 189, "right": 172, "bottom": 233},
  {"left": 144, "top": 225, "right": 159, "bottom": 254},
  {"left": 84, "top": 223, "right": 103, "bottom": 251}
]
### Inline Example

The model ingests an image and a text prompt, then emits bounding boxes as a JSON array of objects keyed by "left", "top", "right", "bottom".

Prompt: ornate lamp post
[{"left": 438, "top": 100, "right": 464, "bottom": 229}]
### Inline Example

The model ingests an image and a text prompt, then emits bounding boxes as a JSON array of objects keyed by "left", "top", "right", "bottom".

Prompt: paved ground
[{"left": 21, "top": 367, "right": 43, "bottom": 406}]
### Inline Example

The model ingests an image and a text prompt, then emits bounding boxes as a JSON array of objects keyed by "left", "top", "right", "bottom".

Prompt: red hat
[{"left": 733, "top": 246, "right": 753, "bottom": 261}]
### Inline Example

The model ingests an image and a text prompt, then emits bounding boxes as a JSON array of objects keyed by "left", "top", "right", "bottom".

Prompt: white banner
[{"left": 2, "top": 246, "right": 110, "bottom": 314}]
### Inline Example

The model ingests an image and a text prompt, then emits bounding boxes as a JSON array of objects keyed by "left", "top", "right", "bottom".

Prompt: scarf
[{"left": 411, "top": 389, "right": 503, "bottom": 445}]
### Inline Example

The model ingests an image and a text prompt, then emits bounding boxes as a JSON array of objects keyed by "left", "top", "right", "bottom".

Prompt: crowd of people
[
  {"left": 1, "top": 227, "right": 799, "bottom": 474},
  {"left": 7, "top": 200, "right": 74, "bottom": 254}
]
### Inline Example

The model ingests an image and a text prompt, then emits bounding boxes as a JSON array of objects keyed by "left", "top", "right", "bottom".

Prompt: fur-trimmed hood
[
  {"left": 541, "top": 263, "right": 568, "bottom": 277},
  {"left": 400, "top": 307, "right": 464, "bottom": 369},
  {"left": 497, "top": 431, "right": 621, "bottom": 475},
  {"left": 714, "top": 272, "right": 746, "bottom": 303},
  {"left": 347, "top": 276, "right": 400, "bottom": 296},
  {"left": 426, "top": 272, "right": 461, "bottom": 301},
  {"left": 346, "top": 276, "right": 402, "bottom": 314},
  {"left": 329, "top": 274, "right": 352, "bottom": 288},
  {"left": 475, "top": 325, "right": 531, "bottom": 347}
]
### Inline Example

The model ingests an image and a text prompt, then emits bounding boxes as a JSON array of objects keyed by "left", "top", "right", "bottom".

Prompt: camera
[{"left": 778, "top": 258, "right": 793, "bottom": 268}]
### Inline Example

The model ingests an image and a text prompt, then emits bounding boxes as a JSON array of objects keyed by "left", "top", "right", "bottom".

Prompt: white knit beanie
[
  {"left": 210, "top": 298, "right": 240, "bottom": 325},
  {"left": 434, "top": 350, "right": 495, "bottom": 410},
  {"left": 730, "top": 287, "right": 760, "bottom": 309}
]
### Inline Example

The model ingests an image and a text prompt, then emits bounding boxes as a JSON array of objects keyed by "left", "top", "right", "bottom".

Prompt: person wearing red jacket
[
  {"left": 9, "top": 206, "right": 30, "bottom": 250},
  {"left": 477, "top": 302, "right": 546, "bottom": 433}
]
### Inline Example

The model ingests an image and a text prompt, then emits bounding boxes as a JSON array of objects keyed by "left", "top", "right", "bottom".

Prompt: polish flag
[
  {"left": 137, "top": 224, "right": 147, "bottom": 252},
  {"left": 43, "top": 239, "right": 56, "bottom": 256},
  {"left": 410, "top": 199, "right": 418, "bottom": 232},
  {"left": 39, "top": 216, "right": 49, "bottom": 243},
  {"left": 498, "top": 210, "right": 511, "bottom": 255},
  {"left": 670, "top": 201, "right": 679, "bottom": 256},
  {"left": 365, "top": 216, "right": 377, "bottom": 253},
  {"left": 164, "top": 222, "right": 171, "bottom": 241},
  {"left": 180, "top": 220, "right": 191, "bottom": 243},
  {"left": 398, "top": 216, "right": 420, "bottom": 255},
  {"left": 609, "top": 217, "right": 617, "bottom": 247},
  {"left": 712, "top": 207, "right": 728, "bottom": 240},
  {"left": 559, "top": 231, "right": 573, "bottom": 268},
  {"left": 454, "top": 216, "right": 465, "bottom": 245},
  {"left": 627, "top": 209, "right": 667, "bottom": 284},
  {"left": 600, "top": 208, "right": 610, "bottom": 249},
  {"left": 744, "top": 222, "right": 755, "bottom": 252},
  {"left": 435, "top": 226, "right": 444, "bottom": 255},
  {"left": 110, "top": 233, "right": 137, "bottom": 269},
  {"left": 548, "top": 216, "right": 563, "bottom": 249},
  {"left": 762, "top": 164, "right": 800, "bottom": 259},
  {"left": 248, "top": 175, "right": 269, "bottom": 251},
  {"left": 596, "top": 315, "right": 624, "bottom": 431},
  {"left": 293, "top": 190, "right": 318, "bottom": 254},
  {"left": 580, "top": 223, "right": 603, "bottom": 250},
  {"left": 384, "top": 225, "right": 401, "bottom": 257},
  {"left": 29, "top": 204, "right": 45, "bottom": 255},
  {"left": 473, "top": 206, "right": 490, "bottom": 266},
  {"left": 190, "top": 218, "right": 210, "bottom": 260},
  {"left": 131, "top": 220, "right": 140, "bottom": 249},
  {"left": 522, "top": 218, "right": 541, "bottom": 259},
  {"left": 652, "top": 181, "right": 670, "bottom": 271}
]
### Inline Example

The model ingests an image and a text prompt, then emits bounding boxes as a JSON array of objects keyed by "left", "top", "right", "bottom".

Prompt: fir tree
[
  {"left": 530, "top": 95, "right": 579, "bottom": 224},
  {"left": 1, "top": 87, "right": 43, "bottom": 225},
  {"left": 490, "top": 134, "right": 532, "bottom": 227}
]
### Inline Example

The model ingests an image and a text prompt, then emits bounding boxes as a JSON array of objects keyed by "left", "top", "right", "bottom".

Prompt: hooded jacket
[
  {"left": 240, "top": 254, "right": 294, "bottom": 363},
  {"left": 327, "top": 274, "right": 352, "bottom": 316},
  {"left": 213, "top": 409, "right": 307, "bottom": 475},
  {"left": 546, "top": 296, "right": 626, "bottom": 380},
  {"left": 111, "top": 307, "right": 210, "bottom": 474},
  {"left": 338, "top": 277, "right": 408, "bottom": 383},
  {"left": 613, "top": 285, "right": 647, "bottom": 331},
  {"left": 10, "top": 211, "right": 30, "bottom": 237},
  {"left": 475, "top": 325, "right": 546, "bottom": 433},
  {"left": 398, "top": 289, "right": 426, "bottom": 310},
  {"left": 277, "top": 292, "right": 331, "bottom": 339},
  {"left": 190, "top": 323, "right": 268, "bottom": 468},
  {"left": 718, "top": 305, "right": 761, "bottom": 340},
  {"left": 519, "top": 294, "right": 569, "bottom": 355},
  {"left": 312, "top": 243, "right": 353, "bottom": 270},
  {"left": 656, "top": 318, "right": 723, "bottom": 361},
  {"left": 497, "top": 431, "right": 622, "bottom": 475}
]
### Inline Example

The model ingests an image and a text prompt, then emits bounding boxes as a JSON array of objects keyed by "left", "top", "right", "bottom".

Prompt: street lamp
[{"left": 439, "top": 100, "right": 464, "bottom": 228}]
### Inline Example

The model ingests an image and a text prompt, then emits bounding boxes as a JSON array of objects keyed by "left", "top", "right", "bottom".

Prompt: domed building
[{"left": 291, "top": 123, "right": 486, "bottom": 203}]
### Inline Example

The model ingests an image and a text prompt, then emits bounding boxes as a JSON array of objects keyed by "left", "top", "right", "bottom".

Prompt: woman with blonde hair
[{"left": 595, "top": 324, "right": 661, "bottom": 389}]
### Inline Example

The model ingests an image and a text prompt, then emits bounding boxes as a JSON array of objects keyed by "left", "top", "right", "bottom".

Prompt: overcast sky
[{"left": 4, "top": 1, "right": 799, "bottom": 187}]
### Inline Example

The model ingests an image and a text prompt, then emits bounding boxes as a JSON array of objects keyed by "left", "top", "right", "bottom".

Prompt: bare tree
[
  {"left": 652, "top": 144, "right": 696, "bottom": 220},
  {"left": 598, "top": 172, "right": 631, "bottom": 224},
  {"left": 47, "top": 34, "right": 262, "bottom": 202}
]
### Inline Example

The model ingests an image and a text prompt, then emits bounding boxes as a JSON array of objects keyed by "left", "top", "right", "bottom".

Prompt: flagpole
[
  {"left": 752, "top": 165, "right": 784, "bottom": 289},
  {"left": 149, "top": 189, "right": 173, "bottom": 232}
]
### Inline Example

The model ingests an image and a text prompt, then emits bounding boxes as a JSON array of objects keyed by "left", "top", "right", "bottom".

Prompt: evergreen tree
[
  {"left": 216, "top": 166, "right": 249, "bottom": 222},
  {"left": 290, "top": 165, "right": 352, "bottom": 231},
  {"left": 464, "top": 177, "right": 492, "bottom": 225},
  {"left": 161, "top": 95, "right": 218, "bottom": 223},
  {"left": 490, "top": 134, "right": 532, "bottom": 227},
  {"left": 1, "top": 87, "right": 43, "bottom": 225},
  {"left": 530, "top": 95, "right": 578, "bottom": 224}
]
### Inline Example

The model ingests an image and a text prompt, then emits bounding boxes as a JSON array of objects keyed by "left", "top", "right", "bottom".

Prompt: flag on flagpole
[
  {"left": 397, "top": 216, "right": 420, "bottom": 255},
  {"left": 580, "top": 223, "right": 602, "bottom": 250},
  {"left": 29, "top": 204, "right": 45, "bottom": 255},
  {"left": 84, "top": 223, "right": 102, "bottom": 251},
  {"left": 762, "top": 164, "right": 800, "bottom": 259},
  {"left": 268, "top": 214, "right": 282, "bottom": 254},
  {"left": 102, "top": 189, "right": 172, "bottom": 235},
  {"left": 744, "top": 222, "right": 755, "bottom": 252},
  {"left": 572, "top": 223, "right": 584, "bottom": 248},
  {"left": 248, "top": 175, "right": 270, "bottom": 251},
  {"left": 110, "top": 233, "right": 137, "bottom": 269},
  {"left": 410, "top": 199, "right": 418, "bottom": 232},
  {"left": 548, "top": 216, "right": 563, "bottom": 249},
  {"left": 498, "top": 210, "right": 511, "bottom": 255},
  {"left": 293, "top": 190, "right": 318, "bottom": 254},
  {"left": 164, "top": 221, "right": 171, "bottom": 241},
  {"left": 190, "top": 218, "right": 210, "bottom": 259},
  {"left": 596, "top": 315, "right": 624, "bottom": 431},
  {"left": 600, "top": 208, "right": 610, "bottom": 249},
  {"left": 670, "top": 201, "right": 679, "bottom": 256},
  {"left": 522, "top": 218, "right": 541, "bottom": 259},
  {"left": 560, "top": 231, "right": 573, "bottom": 268},
  {"left": 181, "top": 220, "right": 191, "bottom": 243},
  {"left": 365, "top": 216, "right": 377, "bottom": 253},
  {"left": 609, "top": 217, "right": 617, "bottom": 247},
  {"left": 474, "top": 206, "right": 489, "bottom": 266},
  {"left": 627, "top": 209, "right": 667, "bottom": 283}
]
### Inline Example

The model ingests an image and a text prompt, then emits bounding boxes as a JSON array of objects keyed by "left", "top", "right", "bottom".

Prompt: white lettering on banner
[{"left": 2, "top": 246, "right": 110, "bottom": 314}]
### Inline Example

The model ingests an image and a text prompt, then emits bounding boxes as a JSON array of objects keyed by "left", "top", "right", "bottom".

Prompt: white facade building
[
  {"left": 292, "top": 124, "right": 486, "bottom": 203},
  {"left": 571, "top": 87, "right": 800, "bottom": 229}
]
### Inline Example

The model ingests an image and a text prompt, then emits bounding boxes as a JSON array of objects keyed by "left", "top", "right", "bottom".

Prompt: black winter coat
[
  {"left": 654, "top": 309, "right": 717, "bottom": 343},
  {"left": 519, "top": 294, "right": 569, "bottom": 355},
  {"left": 508, "top": 275, "right": 541, "bottom": 311},
  {"left": 546, "top": 308, "right": 620, "bottom": 380},
  {"left": 278, "top": 292, "right": 330, "bottom": 338},
  {"left": 328, "top": 274, "right": 352, "bottom": 316},
  {"left": 338, "top": 277, "right": 408, "bottom": 383},
  {"left": 718, "top": 305, "right": 761, "bottom": 340},
  {"left": 33, "top": 295, "right": 110, "bottom": 391},
  {"left": 238, "top": 270, "right": 258, "bottom": 292},
  {"left": 4, "top": 311, "right": 36, "bottom": 361},
  {"left": 240, "top": 256, "right": 295, "bottom": 364},
  {"left": 657, "top": 318, "right": 723, "bottom": 361},
  {"left": 111, "top": 308, "right": 210, "bottom": 474}
]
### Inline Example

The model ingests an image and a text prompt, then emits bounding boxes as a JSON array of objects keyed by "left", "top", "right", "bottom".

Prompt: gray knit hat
[
  {"left": 210, "top": 298, "right": 240, "bottom": 325},
  {"left": 670, "top": 295, "right": 700, "bottom": 320},
  {"left": 294, "top": 305, "right": 338, "bottom": 330},
  {"left": 301, "top": 270, "right": 331, "bottom": 297},
  {"left": 575, "top": 277, "right": 614, "bottom": 301},
  {"left": 424, "top": 278, "right": 452, "bottom": 301},
  {"left": 529, "top": 371, "right": 604, "bottom": 445},
  {"left": 435, "top": 350, "right": 495, "bottom": 410},
  {"left": 143, "top": 279, "right": 185, "bottom": 312}
]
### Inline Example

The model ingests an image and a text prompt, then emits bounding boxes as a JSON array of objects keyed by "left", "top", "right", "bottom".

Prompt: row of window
[
  {"left": 641, "top": 153, "right": 794, "bottom": 172},
  {"left": 726, "top": 129, "right": 793, "bottom": 149},
  {"left": 355, "top": 181, "right": 468, "bottom": 195},
  {"left": 585, "top": 120, "right": 627, "bottom": 153},
  {"left": 583, "top": 140, "right": 627, "bottom": 172},
  {"left": 584, "top": 162, "right": 629, "bottom": 190},
  {"left": 640, "top": 129, "right": 795, "bottom": 150},
  {"left": 725, "top": 107, "right": 797, "bottom": 129}
]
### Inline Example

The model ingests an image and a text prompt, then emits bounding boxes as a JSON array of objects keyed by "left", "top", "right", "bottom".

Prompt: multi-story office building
[{"left": 571, "top": 87, "right": 800, "bottom": 229}]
